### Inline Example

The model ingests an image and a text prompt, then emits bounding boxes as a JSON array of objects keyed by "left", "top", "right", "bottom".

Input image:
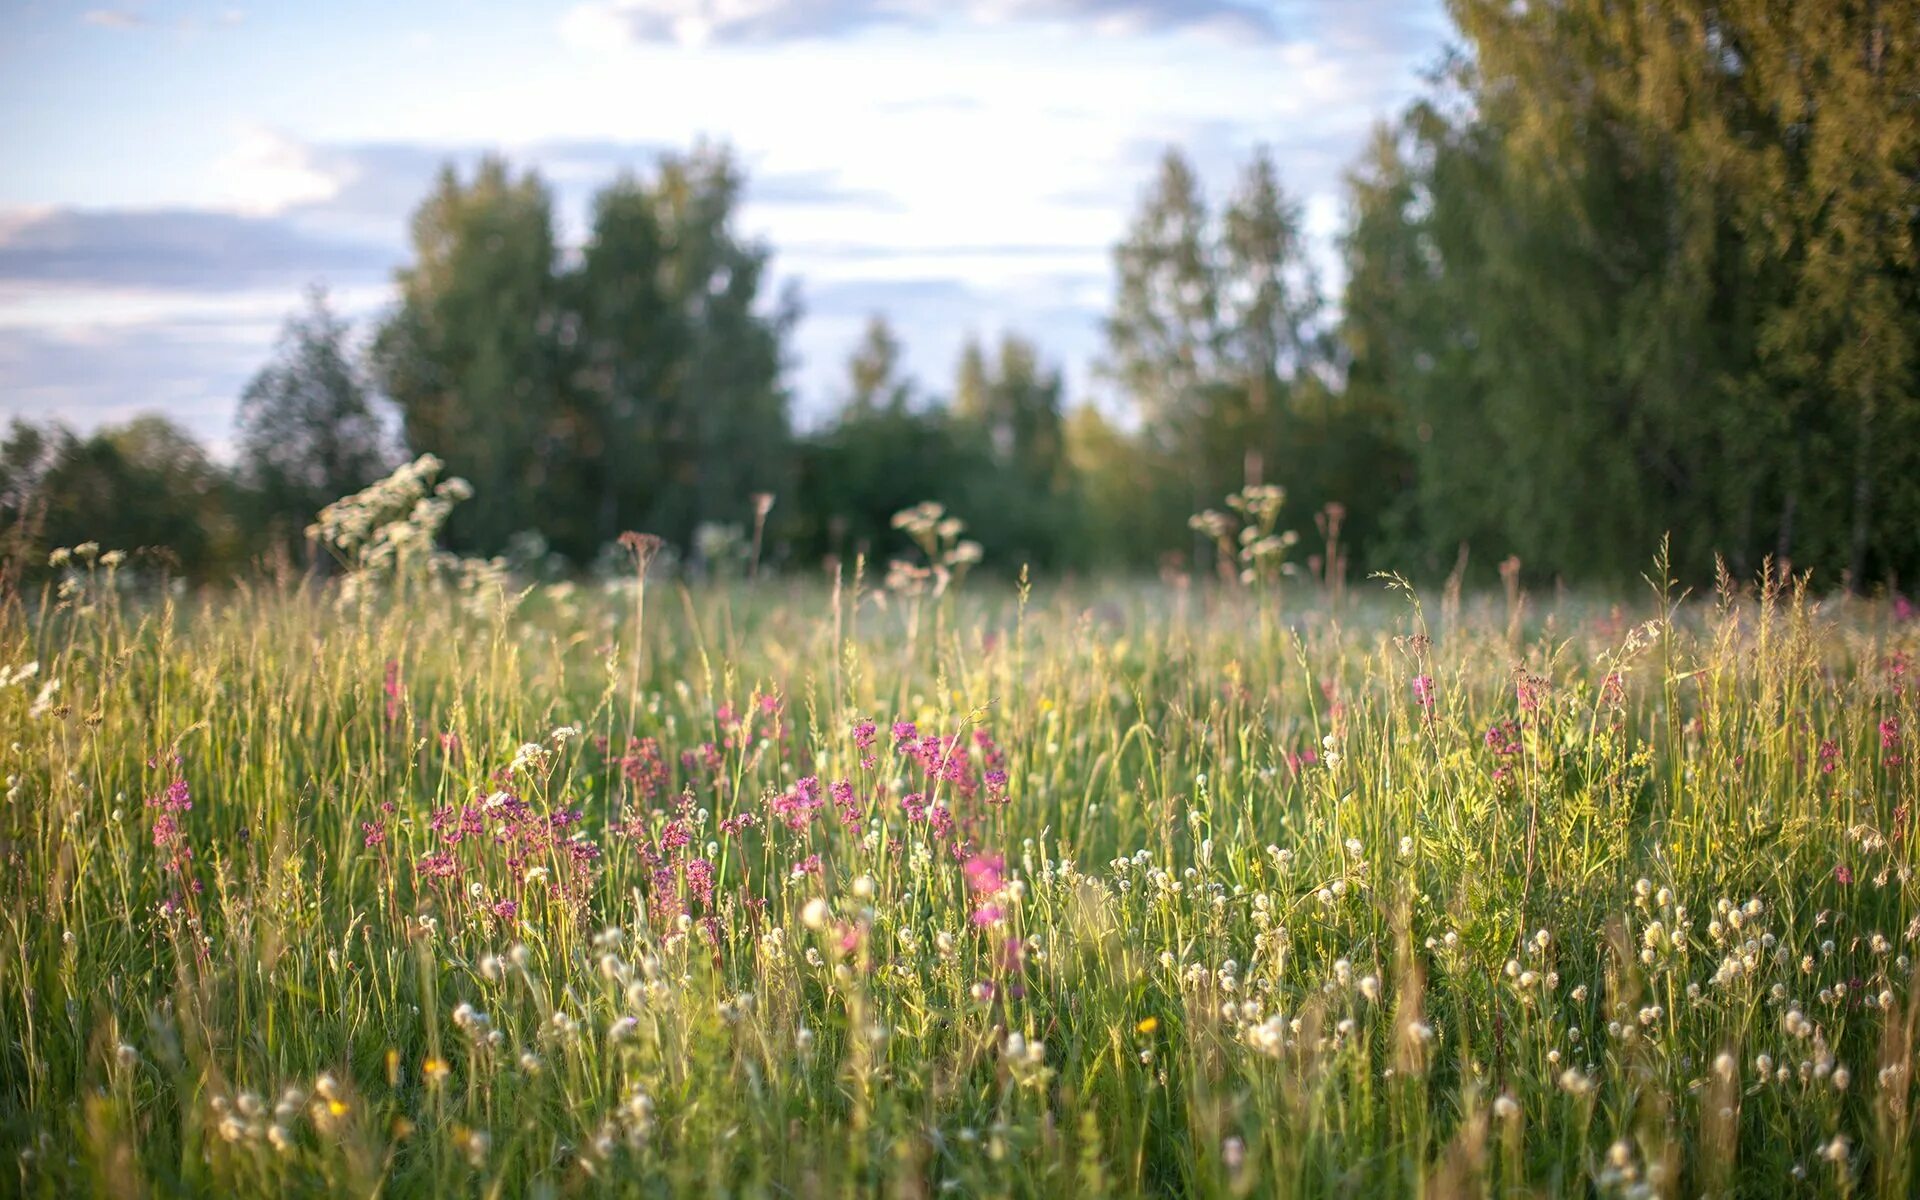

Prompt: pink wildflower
[{"left": 964, "top": 852, "right": 1005, "bottom": 894}]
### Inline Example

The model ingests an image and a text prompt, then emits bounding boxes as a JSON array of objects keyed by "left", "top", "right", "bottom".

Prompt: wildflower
[
  {"left": 383, "top": 660, "right": 403, "bottom": 722},
  {"left": 853, "top": 719, "right": 878, "bottom": 768},
  {"left": 800, "top": 898, "right": 831, "bottom": 931},
  {"left": 458, "top": 1127, "right": 490, "bottom": 1168},
  {"left": 1003, "top": 1032, "right": 1049, "bottom": 1085},
  {"left": 963, "top": 853, "right": 1005, "bottom": 895},
  {"left": 673, "top": 859, "right": 713, "bottom": 908}
]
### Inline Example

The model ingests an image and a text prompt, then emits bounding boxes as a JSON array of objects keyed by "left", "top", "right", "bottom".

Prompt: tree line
[{"left": 5, "top": 1, "right": 1916, "bottom": 590}]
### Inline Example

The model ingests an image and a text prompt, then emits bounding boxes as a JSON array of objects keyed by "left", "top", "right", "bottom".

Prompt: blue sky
[{"left": 0, "top": 0, "right": 1449, "bottom": 448}]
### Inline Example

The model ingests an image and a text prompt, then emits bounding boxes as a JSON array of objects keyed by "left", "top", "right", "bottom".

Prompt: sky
[{"left": 0, "top": 0, "right": 1451, "bottom": 450}]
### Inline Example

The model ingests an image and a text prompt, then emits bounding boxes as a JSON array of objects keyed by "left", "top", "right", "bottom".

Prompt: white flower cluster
[
  {"left": 306, "top": 454, "right": 473, "bottom": 578},
  {"left": 1002, "top": 1031, "right": 1051, "bottom": 1087},
  {"left": 886, "top": 501, "right": 983, "bottom": 598}
]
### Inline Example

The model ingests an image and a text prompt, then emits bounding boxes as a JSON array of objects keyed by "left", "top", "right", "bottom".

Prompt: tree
[
  {"left": 793, "top": 316, "right": 980, "bottom": 566},
  {"left": 1104, "top": 145, "right": 1394, "bottom": 575},
  {"left": 1339, "top": 112, "right": 1511, "bottom": 573},
  {"left": 1342, "top": 1, "right": 1920, "bottom": 585},
  {"left": 372, "top": 157, "right": 580, "bottom": 556},
  {"left": 847, "top": 315, "right": 914, "bottom": 416},
  {"left": 0, "top": 416, "right": 238, "bottom": 578},
  {"left": 1219, "top": 148, "right": 1322, "bottom": 487},
  {"left": 566, "top": 173, "right": 673, "bottom": 552},
  {"left": 572, "top": 143, "right": 795, "bottom": 552},
  {"left": 1105, "top": 149, "right": 1221, "bottom": 466},
  {"left": 954, "top": 332, "right": 1070, "bottom": 566},
  {"left": 235, "top": 287, "right": 390, "bottom": 546}
]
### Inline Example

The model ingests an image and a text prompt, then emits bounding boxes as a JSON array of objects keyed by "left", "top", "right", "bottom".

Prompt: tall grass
[{"left": 1, "top": 551, "right": 1914, "bottom": 1196}]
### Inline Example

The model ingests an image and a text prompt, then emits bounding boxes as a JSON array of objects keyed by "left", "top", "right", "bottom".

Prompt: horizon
[{"left": 0, "top": 0, "right": 1449, "bottom": 451}]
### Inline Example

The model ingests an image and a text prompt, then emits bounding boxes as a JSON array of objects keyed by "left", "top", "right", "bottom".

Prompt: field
[{"left": 2, "top": 539, "right": 1916, "bottom": 1197}]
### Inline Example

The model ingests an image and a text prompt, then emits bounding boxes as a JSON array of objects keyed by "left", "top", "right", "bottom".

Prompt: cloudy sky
[{"left": 0, "top": 0, "right": 1449, "bottom": 448}]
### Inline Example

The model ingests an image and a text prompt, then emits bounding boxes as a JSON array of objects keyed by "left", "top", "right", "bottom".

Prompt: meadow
[{"left": 1, "top": 478, "right": 1916, "bottom": 1197}]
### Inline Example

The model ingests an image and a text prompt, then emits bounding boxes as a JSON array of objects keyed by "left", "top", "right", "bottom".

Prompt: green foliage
[
  {"left": 1344, "top": 0, "right": 1920, "bottom": 584},
  {"left": 369, "top": 148, "right": 794, "bottom": 561},
  {"left": 951, "top": 333, "right": 1073, "bottom": 569},
  {"left": 1104, "top": 146, "right": 1405, "bottom": 582},
  {"left": 371, "top": 157, "right": 576, "bottom": 556},
  {"left": 0, "top": 415, "right": 239, "bottom": 578},
  {"left": 235, "top": 286, "right": 393, "bottom": 551},
  {"left": 572, "top": 145, "right": 796, "bottom": 554},
  {"left": 791, "top": 316, "right": 988, "bottom": 568},
  {"left": 2, "top": 556, "right": 1915, "bottom": 1197},
  {"left": 35, "top": 2, "right": 1920, "bottom": 592}
]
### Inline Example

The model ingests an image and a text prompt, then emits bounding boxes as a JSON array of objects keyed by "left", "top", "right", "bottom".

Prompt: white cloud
[
  {"left": 79, "top": 4, "right": 249, "bottom": 34},
  {"left": 10, "top": 1, "right": 1447, "bottom": 437},
  {"left": 210, "top": 129, "right": 341, "bottom": 216},
  {"left": 563, "top": 0, "right": 1285, "bottom": 48},
  {"left": 82, "top": 9, "right": 148, "bottom": 30}
]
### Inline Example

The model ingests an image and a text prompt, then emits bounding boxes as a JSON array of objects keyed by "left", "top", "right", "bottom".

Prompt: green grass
[{"left": 1, "top": 553, "right": 1915, "bottom": 1197}]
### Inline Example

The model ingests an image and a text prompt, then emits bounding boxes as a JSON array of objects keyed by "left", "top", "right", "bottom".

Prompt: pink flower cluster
[
  {"left": 964, "top": 852, "right": 1005, "bottom": 926},
  {"left": 412, "top": 787, "right": 601, "bottom": 920},
  {"left": 587, "top": 712, "right": 1020, "bottom": 947},
  {"left": 147, "top": 776, "right": 194, "bottom": 874},
  {"left": 892, "top": 721, "right": 1007, "bottom": 803},
  {"left": 1412, "top": 674, "right": 1436, "bottom": 710}
]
